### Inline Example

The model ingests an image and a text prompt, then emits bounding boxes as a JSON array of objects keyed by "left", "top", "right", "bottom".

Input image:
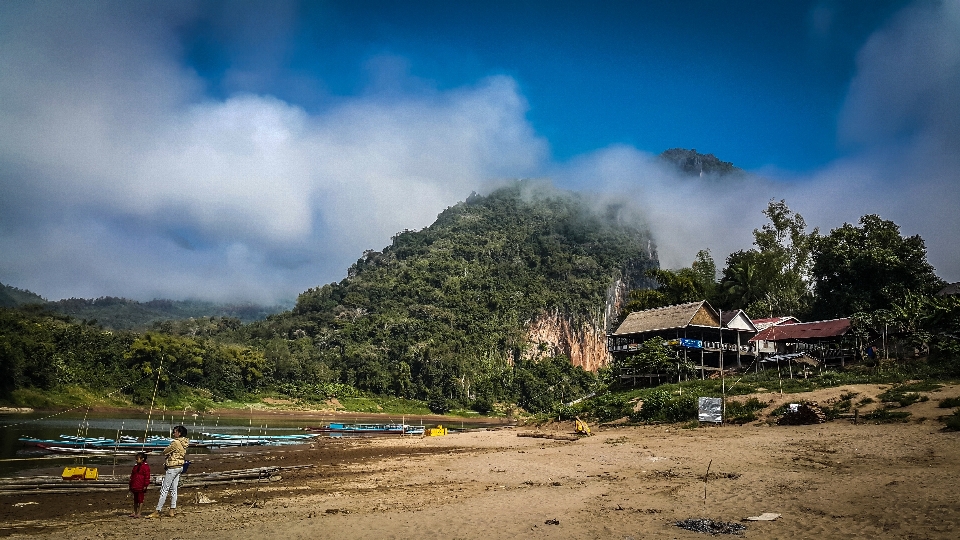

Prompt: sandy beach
[{"left": 3, "top": 384, "right": 959, "bottom": 540}]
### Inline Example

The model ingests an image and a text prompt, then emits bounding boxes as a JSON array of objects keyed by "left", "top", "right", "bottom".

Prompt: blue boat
[{"left": 304, "top": 423, "right": 424, "bottom": 435}]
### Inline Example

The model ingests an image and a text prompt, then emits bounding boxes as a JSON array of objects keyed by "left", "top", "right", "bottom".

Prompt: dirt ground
[{"left": 3, "top": 384, "right": 960, "bottom": 540}]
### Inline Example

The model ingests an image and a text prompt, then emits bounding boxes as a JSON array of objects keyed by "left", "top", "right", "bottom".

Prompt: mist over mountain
[
  {"left": 0, "top": 283, "right": 46, "bottom": 308},
  {"left": 234, "top": 181, "right": 658, "bottom": 400},
  {"left": 659, "top": 148, "right": 744, "bottom": 177},
  {"left": 0, "top": 282, "right": 287, "bottom": 329}
]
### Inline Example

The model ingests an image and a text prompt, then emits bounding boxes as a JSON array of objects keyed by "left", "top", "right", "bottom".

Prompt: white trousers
[{"left": 156, "top": 466, "right": 182, "bottom": 511}]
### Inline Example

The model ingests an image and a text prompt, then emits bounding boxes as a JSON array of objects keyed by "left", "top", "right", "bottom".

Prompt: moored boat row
[{"left": 303, "top": 423, "right": 425, "bottom": 435}]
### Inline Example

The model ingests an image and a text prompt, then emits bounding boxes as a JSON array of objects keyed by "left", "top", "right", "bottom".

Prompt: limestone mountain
[{"left": 255, "top": 180, "right": 658, "bottom": 403}]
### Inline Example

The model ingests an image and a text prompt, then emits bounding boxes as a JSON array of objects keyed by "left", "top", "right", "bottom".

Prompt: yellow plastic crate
[
  {"left": 424, "top": 425, "right": 448, "bottom": 437},
  {"left": 62, "top": 466, "right": 86, "bottom": 480},
  {"left": 61, "top": 466, "right": 99, "bottom": 480}
]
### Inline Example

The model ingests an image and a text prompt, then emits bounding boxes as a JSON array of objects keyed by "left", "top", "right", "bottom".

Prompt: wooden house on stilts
[{"left": 608, "top": 301, "right": 756, "bottom": 383}]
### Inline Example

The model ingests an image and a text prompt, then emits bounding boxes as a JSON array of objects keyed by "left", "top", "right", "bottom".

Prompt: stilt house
[
  {"left": 608, "top": 301, "right": 756, "bottom": 380},
  {"left": 749, "top": 317, "right": 856, "bottom": 367}
]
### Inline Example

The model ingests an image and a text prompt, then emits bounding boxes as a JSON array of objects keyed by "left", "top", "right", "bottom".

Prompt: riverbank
[{"left": 3, "top": 384, "right": 959, "bottom": 539}]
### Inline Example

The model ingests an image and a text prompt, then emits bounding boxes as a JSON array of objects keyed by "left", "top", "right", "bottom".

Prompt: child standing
[{"left": 128, "top": 452, "right": 151, "bottom": 518}]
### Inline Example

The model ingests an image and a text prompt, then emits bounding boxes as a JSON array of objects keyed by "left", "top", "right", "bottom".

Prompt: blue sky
[
  {"left": 182, "top": 1, "right": 905, "bottom": 170},
  {"left": 1, "top": 1, "right": 958, "bottom": 303}
]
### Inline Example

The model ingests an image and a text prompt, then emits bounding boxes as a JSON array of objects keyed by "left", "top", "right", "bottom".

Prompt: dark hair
[
  {"left": 173, "top": 425, "right": 188, "bottom": 437},
  {"left": 136, "top": 452, "right": 148, "bottom": 461}
]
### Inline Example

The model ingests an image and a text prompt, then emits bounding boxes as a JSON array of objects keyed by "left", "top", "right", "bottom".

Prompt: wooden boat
[
  {"left": 304, "top": 423, "right": 425, "bottom": 435},
  {"left": 36, "top": 444, "right": 159, "bottom": 456},
  {"left": 20, "top": 436, "right": 243, "bottom": 450}
]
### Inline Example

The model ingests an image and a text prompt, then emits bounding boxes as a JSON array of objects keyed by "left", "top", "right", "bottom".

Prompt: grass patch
[
  {"left": 938, "top": 397, "right": 960, "bottom": 408},
  {"left": 724, "top": 397, "right": 767, "bottom": 424},
  {"left": 9, "top": 385, "right": 133, "bottom": 409},
  {"left": 862, "top": 409, "right": 912, "bottom": 423},
  {"left": 825, "top": 392, "right": 858, "bottom": 420},
  {"left": 943, "top": 410, "right": 960, "bottom": 431},
  {"left": 878, "top": 385, "right": 930, "bottom": 407}
]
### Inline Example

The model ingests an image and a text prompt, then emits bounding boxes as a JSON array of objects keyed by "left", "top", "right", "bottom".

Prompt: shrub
[
  {"left": 471, "top": 396, "right": 494, "bottom": 414},
  {"left": 428, "top": 395, "right": 454, "bottom": 415},
  {"left": 725, "top": 397, "right": 767, "bottom": 424},
  {"left": 633, "top": 389, "right": 670, "bottom": 421},
  {"left": 944, "top": 410, "right": 960, "bottom": 431},
  {"left": 630, "top": 390, "right": 698, "bottom": 423},
  {"left": 587, "top": 394, "right": 632, "bottom": 422},
  {"left": 863, "top": 409, "right": 911, "bottom": 423},
  {"left": 663, "top": 394, "right": 699, "bottom": 423},
  {"left": 938, "top": 397, "right": 960, "bottom": 409}
]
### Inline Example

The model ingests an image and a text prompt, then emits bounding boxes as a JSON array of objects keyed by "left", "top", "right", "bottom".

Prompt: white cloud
[
  {"left": 0, "top": 3, "right": 547, "bottom": 302},
  {"left": 1, "top": 0, "right": 958, "bottom": 306},
  {"left": 550, "top": 0, "right": 960, "bottom": 283}
]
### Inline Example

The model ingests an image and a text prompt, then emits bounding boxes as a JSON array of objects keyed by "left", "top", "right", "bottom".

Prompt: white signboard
[{"left": 698, "top": 397, "right": 723, "bottom": 423}]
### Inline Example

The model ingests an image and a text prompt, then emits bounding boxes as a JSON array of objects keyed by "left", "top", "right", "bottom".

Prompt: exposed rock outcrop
[
  {"left": 523, "top": 311, "right": 610, "bottom": 371},
  {"left": 523, "top": 257, "right": 660, "bottom": 372}
]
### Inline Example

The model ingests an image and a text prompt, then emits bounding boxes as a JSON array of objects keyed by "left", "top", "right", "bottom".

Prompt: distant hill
[
  {"left": 0, "top": 282, "right": 289, "bottom": 329},
  {"left": 660, "top": 148, "right": 743, "bottom": 177},
  {"left": 47, "top": 297, "right": 291, "bottom": 330},
  {"left": 0, "top": 282, "right": 46, "bottom": 308}
]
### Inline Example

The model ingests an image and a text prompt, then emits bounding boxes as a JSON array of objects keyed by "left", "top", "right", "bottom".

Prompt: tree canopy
[{"left": 812, "top": 214, "right": 943, "bottom": 319}]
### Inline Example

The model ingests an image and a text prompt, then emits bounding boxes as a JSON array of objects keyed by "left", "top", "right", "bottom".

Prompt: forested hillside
[
  {"left": 48, "top": 297, "right": 289, "bottom": 330},
  {"left": 0, "top": 283, "right": 46, "bottom": 308},
  {"left": 242, "top": 181, "right": 657, "bottom": 408},
  {"left": 0, "top": 182, "right": 658, "bottom": 412}
]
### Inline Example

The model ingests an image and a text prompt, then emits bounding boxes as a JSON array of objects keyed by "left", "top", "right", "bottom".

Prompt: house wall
[{"left": 691, "top": 307, "right": 719, "bottom": 327}]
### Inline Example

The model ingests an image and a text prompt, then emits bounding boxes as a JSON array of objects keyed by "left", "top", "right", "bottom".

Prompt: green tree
[
  {"left": 125, "top": 333, "right": 205, "bottom": 402},
  {"left": 717, "top": 200, "right": 816, "bottom": 317},
  {"left": 622, "top": 250, "right": 717, "bottom": 317},
  {"left": 719, "top": 250, "right": 772, "bottom": 311},
  {"left": 614, "top": 338, "right": 694, "bottom": 382},
  {"left": 811, "top": 215, "right": 943, "bottom": 318}
]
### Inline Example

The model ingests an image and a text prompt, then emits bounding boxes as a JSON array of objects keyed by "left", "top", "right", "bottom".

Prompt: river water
[{"left": 0, "top": 410, "right": 502, "bottom": 477}]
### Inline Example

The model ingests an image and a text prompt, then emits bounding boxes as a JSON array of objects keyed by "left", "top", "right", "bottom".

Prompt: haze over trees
[
  {"left": 1, "top": 155, "right": 957, "bottom": 414},
  {"left": 0, "top": 182, "right": 657, "bottom": 411}
]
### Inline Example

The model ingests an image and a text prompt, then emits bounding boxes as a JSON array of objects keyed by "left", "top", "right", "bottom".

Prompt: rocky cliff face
[
  {"left": 523, "top": 310, "right": 610, "bottom": 371},
  {"left": 522, "top": 256, "right": 659, "bottom": 372}
]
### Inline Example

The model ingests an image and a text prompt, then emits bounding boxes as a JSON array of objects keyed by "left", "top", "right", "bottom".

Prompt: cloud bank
[
  {"left": 0, "top": 1, "right": 957, "bottom": 305},
  {"left": 556, "top": 0, "right": 960, "bottom": 279},
  {"left": 0, "top": 3, "right": 547, "bottom": 302}
]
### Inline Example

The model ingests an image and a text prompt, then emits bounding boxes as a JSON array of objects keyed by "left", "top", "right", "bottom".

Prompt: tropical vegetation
[{"left": 2, "top": 163, "right": 958, "bottom": 423}]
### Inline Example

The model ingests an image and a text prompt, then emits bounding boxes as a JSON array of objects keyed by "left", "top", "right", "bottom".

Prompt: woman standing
[{"left": 146, "top": 425, "right": 189, "bottom": 518}]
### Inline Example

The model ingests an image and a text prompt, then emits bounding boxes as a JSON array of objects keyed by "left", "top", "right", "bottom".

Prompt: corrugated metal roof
[
  {"left": 751, "top": 316, "right": 800, "bottom": 332},
  {"left": 612, "top": 301, "right": 717, "bottom": 336},
  {"left": 749, "top": 318, "right": 851, "bottom": 342}
]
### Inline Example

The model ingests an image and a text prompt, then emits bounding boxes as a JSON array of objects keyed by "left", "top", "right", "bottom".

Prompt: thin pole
[
  {"left": 777, "top": 359, "right": 784, "bottom": 395},
  {"left": 112, "top": 421, "right": 124, "bottom": 478},
  {"left": 719, "top": 310, "right": 725, "bottom": 424},
  {"left": 142, "top": 355, "right": 164, "bottom": 450}
]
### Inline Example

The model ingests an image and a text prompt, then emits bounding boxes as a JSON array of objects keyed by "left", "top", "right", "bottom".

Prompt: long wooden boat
[
  {"left": 304, "top": 423, "right": 425, "bottom": 435},
  {"left": 20, "top": 437, "right": 251, "bottom": 450},
  {"left": 35, "top": 444, "right": 160, "bottom": 456}
]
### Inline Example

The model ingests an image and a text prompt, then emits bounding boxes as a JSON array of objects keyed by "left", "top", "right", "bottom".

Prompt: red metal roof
[{"left": 749, "top": 318, "right": 851, "bottom": 342}]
